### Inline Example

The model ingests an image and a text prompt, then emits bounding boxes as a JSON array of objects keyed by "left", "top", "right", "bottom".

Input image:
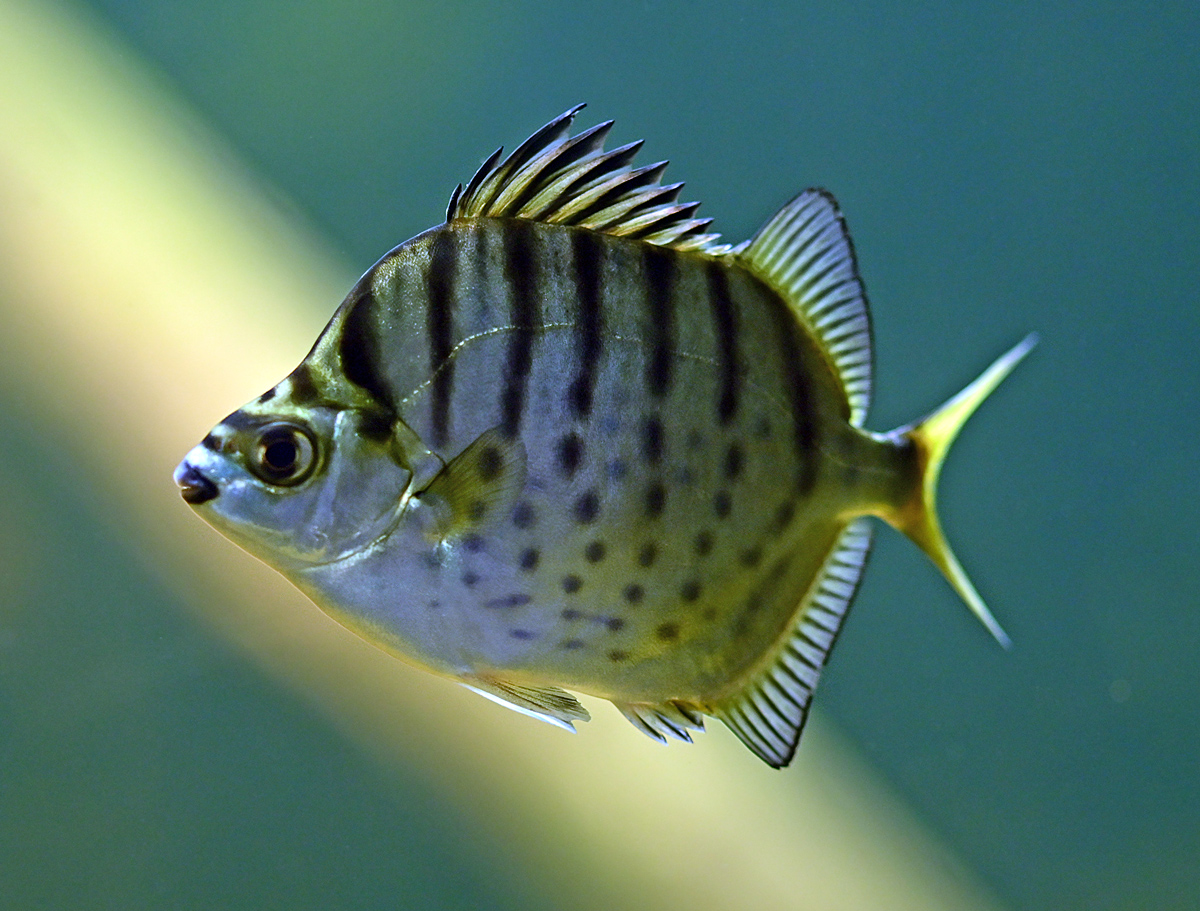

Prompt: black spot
[
  {"left": 467, "top": 501, "right": 488, "bottom": 522},
  {"left": 584, "top": 541, "right": 606, "bottom": 563},
  {"left": 724, "top": 443, "right": 743, "bottom": 480},
  {"left": 770, "top": 301, "right": 819, "bottom": 492},
  {"left": 746, "top": 593, "right": 764, "bottom": 613},
  {"left": 201, "top": 432, "right": 222, "bottom": 452},
  {"left": 500, "top": 223, "right": 539, "bottom": 438},
  {"left": 562, "top": 575, "right": 582, "bottom": 594},
  {"left": 358, "top": 409, "right": 394, "bottom": 441},
  {"left": 519, "top": 548, "right": 539, "bottom": 571},
  {"left": 426, "top": 599, "right": 441, "bottom": 610},
  {"left": 558, "top": 433, "right": 584, "bottom": 477},
  {"left": 512, "top": 502, "right": 536, "bottom": 529},
  {"left": 561, "top": 608, "right": 582, "bottom": 620},
  {"left": 608, "top": 649, "right": 629, "bottom": 663},
  {"left": 707, "top": 260, "right": 740, "bottom": 425},
  {"left": 462, "top": 571, "right": 479, "bottom": 587},
  {"left": 694, "top": 531, "right": 713, "bottom": 557},
  {"left": 656, "top": 622, "right": 680, "bottom": 642},
  {"left": 510, "top": 629, "right": 537, "bottom": 640},
  {"left": 570, "top": 229, "right": 604, "bottom": 418},
  {"left": 645, "top": 482, "right": 666, "bottom": 518},
  {"left": 732, "top": 616, "right": 750, "bottom": 639},
  {"left": 681, "top": 580, "right": 702, "bottom": 602},
  {"left": 754, "top": 417, "right": 771, "bottom": 440},
  {"left": 775, "top": 500, "right": 795, "bottom": 530},
  {"left": 339, "top": 288, "right": 395, "bottom": 413},
  {"left": 562, "top": 638, "right": 585, "bottom": 650},
  {"left": 740, "top": 546, "right": 763, "bottom": 568},
  {"left": 256, "top": 387, "right": 277, "bottom": 404},
  {"left": 686, "top": 429, "right": 704, "bottom": 450},
  {"left": 287, "top": 364, "right": 323, "bottom": 405},
  {"left": 462, "top": 533, "right": 485, "bottom": 552},
  {"left": 713, "top": 490, "right": 731, "bottom": 519},
  {"left": 642, "top": 416, "right": 664, "bottom": 464},
  {"left": 643, "top": 245, "right": 676, "bottom": 398},
  {"left": 606, "top": 617, "right": 624, "bottom": 632},
  {"left": 637, "top": 543, "right": 658, "bottom": 568},
  {"left": 623, "top": 584, "right": 644, "bottom": 604},
  {"left": 427, "top": 230, "right": 458, "bottom": 448},
  {"left": 477, "top": 446, "right": 503, "bottom": 481},
  {"left": 486, "top": 593, "right": 531, "bottom": 609},
  {"left": 573, "top": 490, "right": 600, "bottom": 524},
  {"left": 607, "top": 459, "right": 627, "bottom": 480}
]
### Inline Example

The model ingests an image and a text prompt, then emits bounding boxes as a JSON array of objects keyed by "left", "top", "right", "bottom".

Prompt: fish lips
[{"left": 174, "top": 459, "right": 219, "bottom": 505}]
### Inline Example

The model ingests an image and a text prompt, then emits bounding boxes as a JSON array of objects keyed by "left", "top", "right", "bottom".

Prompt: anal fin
[
  {"left": 714, "top": 519, "right": 873, "bottom": 768},
  {"left": 463, "top": 678, "right": 590, "bottom": 732},
  {"left": 616, "top": 700, "right": 705, "bottom": 744}
]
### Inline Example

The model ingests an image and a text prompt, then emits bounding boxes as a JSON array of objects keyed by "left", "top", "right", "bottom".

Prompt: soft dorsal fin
[
  {"left": 714, "top": 519, "right": 873, "bottom": 768},
  {"left": 740, "top": 190, "right": 874, "bottom": 427},
  {"left": 447, "top": 105, "right": 728, "bottom": 254}
]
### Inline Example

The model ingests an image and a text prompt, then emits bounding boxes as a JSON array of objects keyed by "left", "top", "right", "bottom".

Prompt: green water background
[{"left": 2, "top": 2, "right": 1197, "bottom": 909}]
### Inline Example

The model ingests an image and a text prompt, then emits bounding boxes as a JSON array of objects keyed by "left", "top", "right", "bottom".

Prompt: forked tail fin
[{"left": 887, "top": 334, "right": 1038, "bottom": 648}]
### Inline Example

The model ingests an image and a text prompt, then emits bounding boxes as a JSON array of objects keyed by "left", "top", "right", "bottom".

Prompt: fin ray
[
  {"left": 464, "top": 678, "right": 590, "bottom": 732},
  {"left": 617, "top": 700, "right": 705, "bottom": 744},
  {"left": 420, "top": 427, "right": 526, "bottom": 541},
  {"left": 714, "top": 519, "right": 873, "bottom": 768},
  {"left": 740, "top": 190, "right": 873, "bottom": 426},
  {"left": 448, "top": 105, "right": 730, "bottom": 255}
]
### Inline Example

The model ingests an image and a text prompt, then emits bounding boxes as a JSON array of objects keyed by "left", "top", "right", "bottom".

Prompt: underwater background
[{"left": 1, "top": 1, "right": 1196, "bottom": 909}]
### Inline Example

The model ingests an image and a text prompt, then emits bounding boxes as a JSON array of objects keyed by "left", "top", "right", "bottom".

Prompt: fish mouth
[{"left": 174, "top": 461, "right": 219, "bottom": 505}]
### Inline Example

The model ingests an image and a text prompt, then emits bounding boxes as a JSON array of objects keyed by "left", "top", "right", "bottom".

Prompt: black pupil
[{"left": 263, "top": 438, "right": 297, "bottom": 471}]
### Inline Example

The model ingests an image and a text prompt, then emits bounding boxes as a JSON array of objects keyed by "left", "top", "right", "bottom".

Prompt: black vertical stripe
[
  {"left": 500, "top": 222, "right": 539, "bottom": 438},
  {"left": 768, "top": 299, "right": 818, "bottom": 493},
  {"left": 707, "top": 261, "right": 740, "bottom": 425},
  {"left": 339, "top": 286, "right": 395, "bottom": 413},
  {"left": 643, "top": 245, "right": 675, "bottom": 398},
  {"left": 426, "top": 228, "right": 458, "bottom": 448},
  {"left": 569, "top": 229, "right": 604, "bottom": 418}
]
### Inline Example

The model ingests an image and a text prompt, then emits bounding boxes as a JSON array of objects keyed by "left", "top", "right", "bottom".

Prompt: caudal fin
[{"left": 887, "top": 334, "right": 1038, "bottom": 648}]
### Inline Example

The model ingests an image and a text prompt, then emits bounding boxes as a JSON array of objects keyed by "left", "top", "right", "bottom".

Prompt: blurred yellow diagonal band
[{"left": 0, "top": 1, "right": 1007, "bottom": 909}]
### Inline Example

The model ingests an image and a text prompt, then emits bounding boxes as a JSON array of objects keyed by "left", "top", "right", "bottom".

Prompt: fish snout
[{"left": 174, "top": 459, "right": 219, "bottom": 505}]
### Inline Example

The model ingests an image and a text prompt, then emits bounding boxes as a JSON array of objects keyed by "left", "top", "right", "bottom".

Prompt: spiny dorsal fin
[
  {"left": 448, "top": 105, "right": 729, "bottom": 254},
  {"left": 714, "top": 519, "right": 873, "bottom": 768},
  {"left": 740, "top": 190, "right": 874, "bottom": 427}
]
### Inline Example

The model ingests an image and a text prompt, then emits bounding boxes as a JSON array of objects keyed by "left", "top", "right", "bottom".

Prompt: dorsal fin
[
  {"left": 714, "top": 519, "right": 873, "bottom": 768},
  {"left": 448, "top": 105, "right": 728, "bottom": 254},
  {"left": 740, "top": 190, "right": 874, "bottom": 426}
]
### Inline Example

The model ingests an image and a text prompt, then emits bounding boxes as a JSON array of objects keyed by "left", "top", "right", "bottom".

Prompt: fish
[{"left": 174, "top": 105, "right": 1035, "bottom": 768}]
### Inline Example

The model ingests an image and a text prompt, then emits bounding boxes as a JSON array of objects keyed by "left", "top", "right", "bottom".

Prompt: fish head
[{"left": 174, "top": 392, "right": 414, "bottom": 570}]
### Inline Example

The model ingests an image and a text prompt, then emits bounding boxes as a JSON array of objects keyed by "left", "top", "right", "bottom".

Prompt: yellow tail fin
[{"left": 889, "top": 334, "right": 1038, "bottom": 648}]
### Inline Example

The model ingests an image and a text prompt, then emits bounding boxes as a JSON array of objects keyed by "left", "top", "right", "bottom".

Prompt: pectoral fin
[
  {"left": 463, "top": 678, "right": 591, "bottom": 732},
  {"left": 420, "top": 427, "right": 527, "bottom": 542}
]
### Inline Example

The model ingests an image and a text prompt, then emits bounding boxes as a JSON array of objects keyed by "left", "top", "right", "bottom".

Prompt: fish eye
[{"left": 248, "top": 423, "right": 317, "bottom": 486}]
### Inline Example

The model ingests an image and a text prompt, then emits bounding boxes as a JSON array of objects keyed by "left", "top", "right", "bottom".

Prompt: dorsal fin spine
[
  {"left": 491, "top": 120, "right": 615, "bottom": 217},
  {"left": 447, "top": 106, "right": 726, "bottom": 254}
]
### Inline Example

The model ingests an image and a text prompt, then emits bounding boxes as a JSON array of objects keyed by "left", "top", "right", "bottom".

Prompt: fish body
[{"left": 175, "top": 107, "right": 1034, "bottom": 766}]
